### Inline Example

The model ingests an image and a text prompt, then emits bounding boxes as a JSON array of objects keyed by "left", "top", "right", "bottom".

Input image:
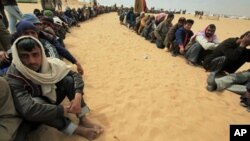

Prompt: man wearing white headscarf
[{"left": 5, "top": 36, "right": 103, "bottom": 140}]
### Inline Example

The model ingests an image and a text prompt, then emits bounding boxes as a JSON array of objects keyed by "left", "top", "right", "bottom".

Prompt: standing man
[
  {"left": 41, "top": 0, "right": 56, "bottom": 11},
  {"left": 2, "top": 0, "right": 22, "bottom": 33},
  {"left": 0, "top": 0, "right": 9, "bottom": 28}
]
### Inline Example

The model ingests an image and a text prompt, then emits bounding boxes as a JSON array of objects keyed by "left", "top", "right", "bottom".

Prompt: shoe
[
  {"left": 171, "top": 51, "right": 177, "bottom": 57},
  {"left": 187, "top": 60, "right": 197, "bottom": 66},
  {"left": 240, "top": 93, "right": 250, "bottom": 108},
  {"left": 206, "top": 72, "right": 217, "bottom": 91},
  {"left": 240, "top": 100, "right": 248, "bottom": 107}
]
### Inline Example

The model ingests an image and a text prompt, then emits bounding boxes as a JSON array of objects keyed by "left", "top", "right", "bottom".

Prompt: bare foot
[
  {"left": 74, "top": 126, "right": 99, "bottom": 141},
  {"left": 79, "top": 116, "right": 104, "bottom": 134}
]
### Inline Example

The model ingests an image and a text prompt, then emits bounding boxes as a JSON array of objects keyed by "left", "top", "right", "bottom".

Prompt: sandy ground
[{"left": 15, "top": 2, "right": 250, "bottom": 141}]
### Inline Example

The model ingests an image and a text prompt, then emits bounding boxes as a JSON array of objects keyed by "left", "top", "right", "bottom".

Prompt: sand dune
[{"left": 16, "top": 2, "right": 250, "bottom": 141}]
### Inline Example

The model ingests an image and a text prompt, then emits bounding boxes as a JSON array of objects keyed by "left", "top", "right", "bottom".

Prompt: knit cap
[
  {"left": 22, "top": 13, "right": 41, "bottom": 24},
  {"left": 43, "top": 10, "right": 54, "bottom": 17},
  {"left": 16, "top": 20, "right": 37, "bottom": 35}
]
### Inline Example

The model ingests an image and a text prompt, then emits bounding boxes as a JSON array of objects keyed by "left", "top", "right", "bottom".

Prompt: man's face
[
  {"left": 42, "top": 21, "right": 53, "bottom": 29},
  {"left": 34, "top": 23, "right": 43, "bottom": 32},
  {"left": 205, "top": 27, "right": 216, "bottom": 38},
  {"left": 184, "top": 23, "right": 193, "bottom": 31},
  {"left": 18, "top": 46, "right": 42, "bottom": 72},
  {"left": 21, "top": 29, "right": 38, "bottom": 39}
]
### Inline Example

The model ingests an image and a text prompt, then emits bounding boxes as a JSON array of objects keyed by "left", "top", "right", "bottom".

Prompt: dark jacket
[
  {"left": 0, "top": 0, "right": 4, "bottom": 11},
  {"left": 2, "top": 0, "right": 17, "bottom": 6},
  {"left": 203, "top": 38, "right": 250, "bottom": 73},
  {"left": 39, "top": 31, "right": 77, "bottom": 64},
  {"left": 5, "top": 64, "right": 84, "bottom": 121}
]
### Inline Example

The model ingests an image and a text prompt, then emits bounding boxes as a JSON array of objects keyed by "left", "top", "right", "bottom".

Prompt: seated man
[
  {"left": 155, "top": 13, "right": 166, "bottom": 26},
  {"left": 134, "top": 12, "right": 145, "bottom": 33},
  {"left": 206, "top": 69, "right": 250, "bottom": 93},
  {"left": 163, "top": 17, "right": 186, "bottom": 51},
  {"left": 137, "top": 14, "right": 148, "bottom": 34},
  {"left": 154, "top": 13, "right": 174, "bottom": 49},
  {"left": 0, "top": 15, "right": 11, "bottom": 52},
  {"left": 141, "top": 15, "right": 156, "bottom": 40},
  {"left": 206, "top": 70, "right": 250, "bottom": 112},
  {"left": 185, "top": 24, "right": 219, "bottom": 65},
  {"left": 126, "top": 7, "right": 136, "bottom": 29},
  {"left": 5, "top": 36, "right": 103, "bottom": 140},
  {"left": 0, "top": 77, "right": 26, "bottom": 141},
  {"left": 203, "top": 31, "right": 250, "bottom": 73},
  {"left": 171, "top": 19, "right": 194, "bottom": 56}
]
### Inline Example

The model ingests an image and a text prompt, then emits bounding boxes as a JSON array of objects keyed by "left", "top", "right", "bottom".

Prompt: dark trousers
[
  {"left": 14, "top": 75, "right": 86, "bottom": 139},
  {"left": 156, "top": 39, "right": 165, "bottom": 49},
  {"left": 0, "top": 9, "right": 9, "bottom": 28},
  {"left": 13, "top": 121, "right": 39, "bottom": 141},
  {"left": 171, "top": 42, "right": 180, "bottom": 56},
  {"left": 203, "top": 56, "right": 227, "bottom": 72}
]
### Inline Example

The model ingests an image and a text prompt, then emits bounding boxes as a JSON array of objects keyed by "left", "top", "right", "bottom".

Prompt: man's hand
[
  {"left": 75, "top": 62, "right": 84, "bottom": 75},
  {"left": 0, "top": 51, "right": 9, "bottom": 62},
  {"left": 179, "top": 48, "right": 185, "bottom": 54},
  {"left": 68, "top": 93, "right": 82, "bottom": 114},
  {"left": 63, "top": 105, "right": 70, "bottom": 114},
  {"left": 179, "top": 44, "right": 185, "bottom": 55}
]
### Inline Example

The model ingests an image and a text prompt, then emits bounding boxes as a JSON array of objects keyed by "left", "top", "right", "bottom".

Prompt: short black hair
[
  {"left": 178, "top": 17, "right": 186, "bottom": 23},
  {"left": 167, "top": 13, "right": 174, "bottom": 19},
  {"left": 185, "top": 19, "right": 194, "bottom": 25},
  {"left": 16, "top": 37, "right": 40, "bottom": 52},
  {"left": 240, "top": 31, "right": 250, "bottom": 39},
  {"left": 208, "top": 24, "right": 216, "bottom": 30}
]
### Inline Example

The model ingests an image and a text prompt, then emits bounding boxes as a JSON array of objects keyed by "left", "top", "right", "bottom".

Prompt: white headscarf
[{"left": 12, "top": 36, "right": 70, "bottom": 102}]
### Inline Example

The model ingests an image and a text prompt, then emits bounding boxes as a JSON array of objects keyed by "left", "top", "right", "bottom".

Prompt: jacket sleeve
[
  {"left": 196, "top": 35, "right": 218, "bottom": 50},
  {"left": 8, "top": 79, "right": 65, "bottom": 122},
  {"left": 52, "top": 40, "right": 77, "bottom": 64},
  {"left": 175, "top": 28, "right": 184, "bottom": 46},
  {"left": 221, "top": 39, "right": 245, "bottom": 62},
  {"left": 68, "top": 71, "right": 84, "bottom": 94}
]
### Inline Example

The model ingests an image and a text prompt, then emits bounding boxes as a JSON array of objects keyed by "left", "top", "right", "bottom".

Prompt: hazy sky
[{"left": 96, "top": 0, "right": 250, "bottom": 16}]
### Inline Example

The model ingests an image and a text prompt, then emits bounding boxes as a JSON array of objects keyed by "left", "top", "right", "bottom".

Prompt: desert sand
[{"left": 15, "top": 1, "right": 250, "bottom": 141}]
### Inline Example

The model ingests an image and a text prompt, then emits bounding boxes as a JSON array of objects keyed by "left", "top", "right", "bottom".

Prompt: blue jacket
[{"left": 174, "top": 27, "right": 194, "bottom": 47}]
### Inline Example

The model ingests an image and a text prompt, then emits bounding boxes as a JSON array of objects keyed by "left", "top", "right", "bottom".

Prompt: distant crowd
[{"left": 118, "top": 6, "right": 250, "bottom": 112}]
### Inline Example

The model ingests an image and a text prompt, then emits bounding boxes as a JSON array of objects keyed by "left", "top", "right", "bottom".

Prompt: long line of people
[
  {"left": 0, "top": 2, "right": 117, "bottom": 140},
  {"left": 118, "top": 7, "right": 250, "bottom": 112}
]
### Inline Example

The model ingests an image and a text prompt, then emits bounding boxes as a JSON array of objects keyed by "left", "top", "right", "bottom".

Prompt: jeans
[
  {"left": 215, "top": 71, "right": 250, "bottom": 94},
  {"left": 185, "top": 42, "right": 203, "bottom": 63},
  {"left": 4, "top": 6, "right": 22, "bottom": 33}
]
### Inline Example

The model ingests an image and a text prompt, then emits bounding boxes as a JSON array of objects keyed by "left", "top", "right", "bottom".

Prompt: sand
[{"left": 15, "top": 2, "right": 250, "bottom": 141}]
